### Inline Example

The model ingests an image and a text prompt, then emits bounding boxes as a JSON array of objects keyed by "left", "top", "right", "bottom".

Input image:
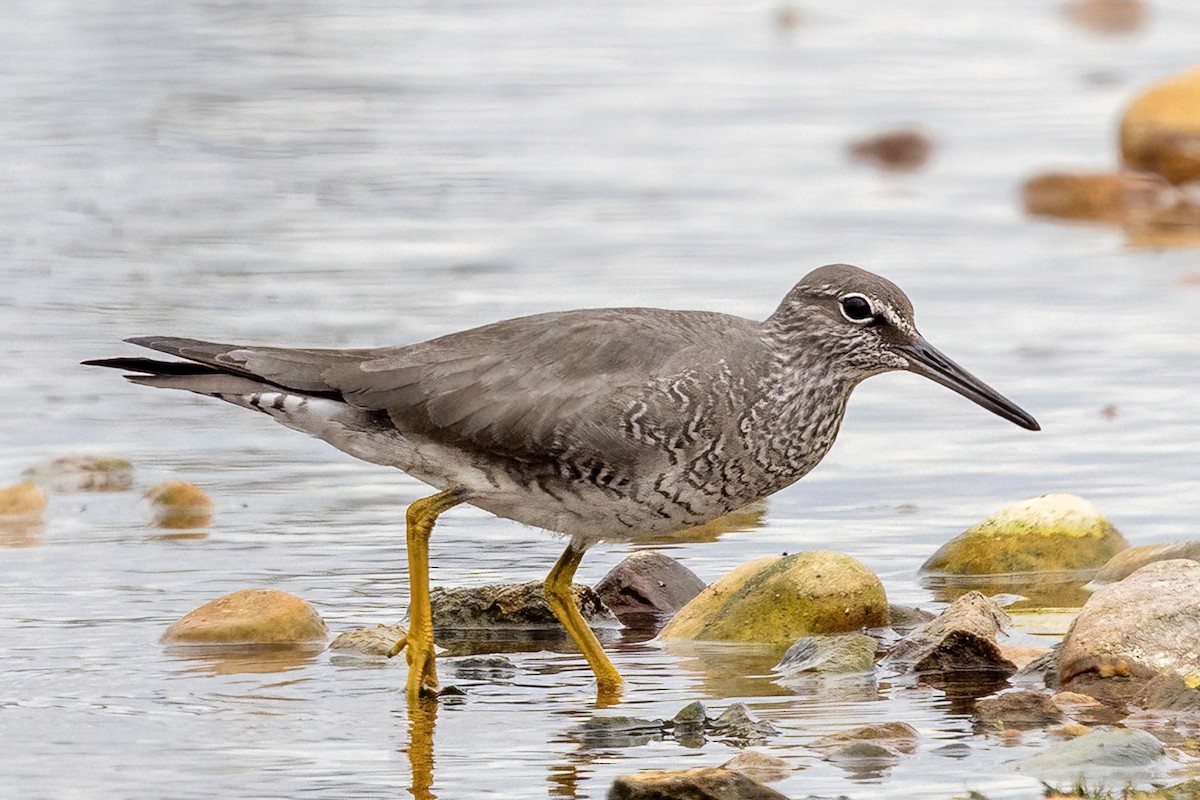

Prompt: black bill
[{"left": 899, "top": 337, "right": 1040, "bottom": 431}]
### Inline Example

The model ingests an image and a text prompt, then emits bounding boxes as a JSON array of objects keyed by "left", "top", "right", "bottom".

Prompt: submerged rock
[
  {"left": 720, "top": 751, "right": 792, "bottom": 784},
  {"left": 1120, "top": 66, "right": 1200, "bottom": 185},
  {"left": 848, "top": 128, "right": 934, "bottom": 171},
  {"left": 920, "top": 494, "right": 1127, "bottom": 577},
  {"left": 1021, "top": 171, "right": 1175, "bottom": 223},
  {"left": 709, "top": 703, "right": 778, "bottom": 743},
  {"left": 1093, "top": 541, "right": 1200, "bottom": 584},
  {"left": 593, "top": 551, "right": 705, "bottom": 628},
  {"left": 430, "top": 582, "right": 617, "bottom": 629},
  {"left": 448, "top": 654, "right": 519, "bottom": 680},
  {"left": 329, "top": 623, "right": 406, "bottom": 656},
  {"left": 883, "top": 591, "right": 1016, "bottom": 679},
  {"left": 163, "top": 588, "right": 328, "bottom": 645},
  {"left": 975, "top": 690, "right": 1065, "bottom": 729},
  {"left": 1060, "top": 560, "right": 1200, "bottom": 703},
  {"left": 607, "top": 766, "right": 788, "bottom": 800},
  {"left": 1016, "top": 728, "right": 1165, "bottom": 781},
  {"left": 1063, "top": 0, "right": 1146, "bottom": 34},
  {"left": 774, "top": 633, "right": 877, "bottom": 676},
  {"left": 887, "top": 604, "right": 935, "bottom": 631},
  {"left": 0, "top": 481, "right": 46, "bottom": 516},
  {"left": 810, "top": 722, "right": 918, "bottom": 775},
  {"left": 659, "top": 551, "right": 887, "bottom": 644},
  {"left": 144, "top": 481, "right": 213, "bottom": 529},
  {"left": 23, "top": 454, "right": 134, "bottom": 493}
]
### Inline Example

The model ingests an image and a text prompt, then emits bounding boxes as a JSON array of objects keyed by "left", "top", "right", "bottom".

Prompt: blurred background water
[{"left": 2, "top": 0, "right": 1199, "bottom": 797}]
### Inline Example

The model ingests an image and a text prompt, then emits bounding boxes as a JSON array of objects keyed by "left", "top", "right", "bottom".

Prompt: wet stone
[
  {"left": 810, "top": 722, "right": 918, "bottom": 776},
  {"left": 0, "top": 481, "right": 46, "bottom": 516},
  {"left": 1121, "top": 66, "right": 1200, "bottom": 185},
  {"left": 163, "top": 588, "right": 328, "bottom": 645},
  {"left": 774, "top": 633, "right": 877, "bottom": 676},
  {"left": 449, "top": 654, "right": 518, "bottom": 680},
  {"left": 430, "top": 582, "right": 617, "bottom": 629},
  {"left": 883, "top": 592, "right": 1017, "bottom": 680},
  {"left": 659, "top": 551, "right": 888, "bottom": 645},
  {"left": 920, "top": 494, "right": 1127, "bottom": 578},
  {"left": 848, "top": 128, "right": 933, "bottom": 171},
  {"left": 721, "top": 751, "right": 792, "bottom": 784},
  {"left": 974, "top": 690, "right": 1065, "bottom": 729},
  {"left": 671, "top": 700, "right": 708, "bottom": 730},
  {"left": 23, "top": 454, "right": 134, "bottom": 493},
  {"left": 1016, "top": 728, "right": 1166, "bottom": 781},
  {"left": 1060, "top": 560, "right": 1200, "bottom": 702},
  {"left": 329, "top": 623, "right": 406, "bottom": 656},
  {"left": 144, "top": 481, "right": 213, "bottom": 529},
  {"left": 931, "top": 742, "right": 972, "bottom": 759},
  {"left": 1021, "top": 171, "right": 1175, "bottom": 223},
  {"left": 1131, "top": 672, "right": 1200, "bottom": 713},
  {"left": 709, "top": 703, "right": 778, "bottom": 743},
  {"left": 593, "top": 551, "right": 705, "bottom": 629},
  {"left": 887, "top": 604, "right": 935, "bottom": 631},
  {"left": 607, "top": 766, "right": 788, "bottom": 800},
  {"left": 577, "top": 715, "right": 668, "bottom": 748},
  {"left": 1093, "top": 541, "right": 1200, "bottom": 584}
]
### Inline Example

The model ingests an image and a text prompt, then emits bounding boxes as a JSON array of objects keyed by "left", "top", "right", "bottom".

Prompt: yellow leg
[
  {"left": 544, "top": 541, "right": 624, "bottom": 702},
  {"left": 388, "top": 489, "right": 464, "bottom": 700}
]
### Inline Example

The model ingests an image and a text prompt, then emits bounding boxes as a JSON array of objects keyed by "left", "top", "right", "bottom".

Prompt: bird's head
[{"left": 766, "top": 263, "right": 1039, "bottom": 431}]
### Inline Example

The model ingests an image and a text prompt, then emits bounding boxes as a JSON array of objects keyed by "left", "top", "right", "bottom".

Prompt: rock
[
  {"left": 709, "top": 703, "right": 778, "bottom": 743},
  {"left": 430, "top": 582, "right": 617, "bottom": 629},
  {"left": 329, "top": 623, "right": 406, "bottom": 656},
  {"left": 449, "top": 655, "right": 518, "bottom": 680},
  {"left": 1016, "top": 728, "right": 1165, "bottom": 781},
  {"left": 144, "top": 481, "right": 213, "bottom": 529},
  {"left": 1093, "top": 542, "right": 1200, "bottom": 584},
  {"left": 577, "top": 715, "right": 668, "bottom": 748},
  {"left": 810, "top": 722, "right": 918, "bottom": 774},
  {"left": 22, "top": 455, "right": 134, "bottom": 492},
  {"left": 0, "top": 481, "right": 46, "bottom": 516},
  {"left": 774, "top": 633, "right": 877, "bottom": 676},
  {"left": 593, "top": 551, "right": 706, "bottom": 628},
  {"left": 1063, "top": 0, "right": 1146, "bottom": 34},
  {"left": 1017, "top": 645, "right": 1061, "bottom": 689},
  {"left": 1021, "top": 171, "right": 1175, "bottom": 223},
  {"left": 931, "top": 742, "right": 972, "bottom": 758},
  {"left": 1060, "top": 560, "right": 1200, "bottom": 702},
  {"left": 720, "top": 751, "right": 791, "bottom": 784},
  {"left": 888, "top": 604, "right": 935, "bottom": 631},
  {"left": 1121, "top": 67, "right": 1200, "bottom": 185},
  {"left": 1131, "top": 672, "right": 1200, "bottom": 713},
  {"left": 659, "top": 551, "right": 888, "bottom": 644},
  {"left": 810, "top": 721, "right": 919, "bottom": 756},
  {"left": 848, "top": 129, "right": 933, "bottom": 171},
  {"left": 920, "top": 494, "right": 1128, "bottom": 578},
  {"left": 999, "top": 644, "right": 1052, "bottom": 670},
  {"left": 607, "top": 766, "right": 788, "bottom": 800},
  {"left": 671, "top": 701, "right": 709, "bottom": 733},
  {"left": 883, "top": 591, "right": 1017, "bottom": 679},
  {"left": 975, "top": 690, "right": 1064, "bottom": 729},
  {"left": 163, "top": 588, "right": 328, "bottom": 644}
]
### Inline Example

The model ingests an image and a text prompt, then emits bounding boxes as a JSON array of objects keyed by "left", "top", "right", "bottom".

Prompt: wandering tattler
[{"left": 86, "top": 264, "right": 1038, "bottom": 699}]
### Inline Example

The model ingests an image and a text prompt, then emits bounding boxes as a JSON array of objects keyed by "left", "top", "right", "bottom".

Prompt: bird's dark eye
[{"left": 839, "top": 294, "right": 874, "bottom": 323}]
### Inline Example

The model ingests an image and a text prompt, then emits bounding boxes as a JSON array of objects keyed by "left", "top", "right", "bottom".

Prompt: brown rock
[
  {"left": 163, "top": 588, "right": 328, "bottom": 644},
  {"left": 975, "top": 690, "right": 1065, "bottom": 729},
  {"left": 1063, "top": 0, "right": 1146, "bottom": 34},
  {"left": 144, "top": 481, "right": 213, "bottom": 529},
  {"left": 1121, "top": 67, "right": 1200, "bottom": 184},
  {"left": 594, "top": 551, "right": 705, "bottom": 628},
  {"left": 659, "top": 551, "right": 888, "bottom": 645},
  {"left": 720, "top": 751, "right": 791, "bottom": 784},
  {"left": 810, "top": 721, "right": 919, "bottom": 756},
  {"left": 0, "top": 481, "right": 46, "bottom": 516},
  {"left": 1060, "top": 560, "right": 1200, "bottom": 701},
  {"left": 848, "top": 129, "right": 933, "bottom": 171},
  {"left": 1131, "top": 672, "right": 1200, "bottom": 713},
  {"left": 1094, "top": 541, "right": 1200, "bottom": 584},
  {"left": 607, "top": 766, "right": 787, "bottom": 800},
  {"left": 22, "top": 454, "right": 134, "bottom": 492},
  {"left": 430, "top": 582, "right": 616, "bottom": 629},
  {"left": 1022, "top": 171, "right": 1175, "bottom": 223},
  {"left": 883, "top": 591, "right": 1017, "bottom": 679},
  {"left": 329, "top": 623, "right": 407, "bottom": 656}
]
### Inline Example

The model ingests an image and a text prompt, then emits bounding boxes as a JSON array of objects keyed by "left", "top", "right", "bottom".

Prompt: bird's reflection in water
[{"left": 405, "top": 696, "right": 439, "bottom": 800}]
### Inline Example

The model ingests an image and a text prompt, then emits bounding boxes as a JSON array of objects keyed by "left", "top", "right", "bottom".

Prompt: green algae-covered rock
[
  {"left": 163, "top": 588, "right": 327, "bottom": 645},
  {"left": 921, "top": 494, "right": 1127, "bottom": 577},
  {"left": 658, "top": 551, "right": 887, "bottom": 644}
]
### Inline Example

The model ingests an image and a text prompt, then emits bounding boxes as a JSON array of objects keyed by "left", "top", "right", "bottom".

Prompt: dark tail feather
[{"left": 82, "top": 357, "right": 221, "bottom": 376}]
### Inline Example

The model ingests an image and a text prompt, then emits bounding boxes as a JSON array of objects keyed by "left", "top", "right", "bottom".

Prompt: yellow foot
[
  {"left": 388, "top": 634, "right": 408, "bottom": 658},
  {"left": 405, "top": 635, "right": 439, "bottom": 699}
]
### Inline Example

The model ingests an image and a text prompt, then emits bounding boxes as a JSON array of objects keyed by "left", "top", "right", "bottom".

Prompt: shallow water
[{"left": 3, "top": 1, "right": 1200, "bottom": 798}]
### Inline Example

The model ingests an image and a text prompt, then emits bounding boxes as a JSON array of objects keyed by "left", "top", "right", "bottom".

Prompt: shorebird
[{"left": 86, "top": 264, "right": 1038, "bottom": 699}]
